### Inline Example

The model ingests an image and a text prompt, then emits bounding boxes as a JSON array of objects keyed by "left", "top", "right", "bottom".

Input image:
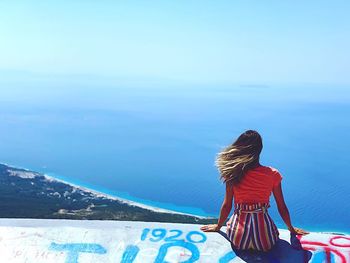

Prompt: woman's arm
[
  {"left": 272, "top": 182, "right": 309, "bottom": 235},
  {"left": 200, "top": 181, "right": 233, "bottom": 232}
]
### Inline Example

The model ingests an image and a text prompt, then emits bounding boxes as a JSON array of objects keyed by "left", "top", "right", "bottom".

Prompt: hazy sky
[{"left": 0, "top": 1, "right": 349, "bottom": 85}]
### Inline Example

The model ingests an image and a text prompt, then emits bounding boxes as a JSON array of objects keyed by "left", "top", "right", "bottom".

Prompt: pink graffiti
[
  {"left": 329, "top": 236, "right": 350, "bottom": 248},
  {"left": 298, "top": 235, "right": 349, "bottom": 263}
]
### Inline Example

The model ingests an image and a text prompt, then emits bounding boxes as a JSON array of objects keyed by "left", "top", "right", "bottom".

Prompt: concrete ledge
[{"left": 0, "top": 219, "right": 349, "bottom": 262}]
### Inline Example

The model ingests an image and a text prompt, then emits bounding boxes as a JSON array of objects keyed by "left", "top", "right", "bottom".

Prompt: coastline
[
  {"left": 1, "top": 162, "right": 214, "bottom": 219},
  {"left": 2, "top": 162, "right": 349, "bottom": 235}
]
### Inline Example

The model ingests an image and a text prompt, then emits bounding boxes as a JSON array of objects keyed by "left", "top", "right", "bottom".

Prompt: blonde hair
[{"left": 216, "top": 130, "right": 263, "bottom": 184}]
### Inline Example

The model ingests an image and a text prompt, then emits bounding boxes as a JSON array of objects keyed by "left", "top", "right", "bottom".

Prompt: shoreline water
[
  {"left": 1, "top": 162, "right": 215, "bottom": 219},
  {"left": 2, "top": 162, "right": 349, "bottom": 235}
]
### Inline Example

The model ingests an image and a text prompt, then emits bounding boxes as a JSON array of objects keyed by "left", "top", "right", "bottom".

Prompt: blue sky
[{"left": 0, "top": 1, "right": 349, "bottom": 85}]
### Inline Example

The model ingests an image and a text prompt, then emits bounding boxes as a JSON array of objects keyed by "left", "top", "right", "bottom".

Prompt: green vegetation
[{"left": 0, "top": 164, "right": 216, "bottom": 224}]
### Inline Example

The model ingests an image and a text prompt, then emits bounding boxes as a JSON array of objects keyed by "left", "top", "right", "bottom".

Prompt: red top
[{"left": 232, "top": 165, "right": 283, "bottom": 204}]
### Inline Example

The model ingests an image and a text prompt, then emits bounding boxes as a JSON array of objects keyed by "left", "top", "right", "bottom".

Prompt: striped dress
[{"left": 226, "top": 203, "right": 279, "bottom": 251}]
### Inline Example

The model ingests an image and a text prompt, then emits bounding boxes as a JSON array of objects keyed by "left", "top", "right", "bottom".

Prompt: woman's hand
[
  {"left": 289, "top": 226, "right": 309, "bottom": 235},
  {"left": 200, "top": 224, "right": 221, "bottom": 232}
]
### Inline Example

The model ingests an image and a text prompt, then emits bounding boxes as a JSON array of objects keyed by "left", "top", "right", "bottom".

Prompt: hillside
[{"left": 0, "top": 164, "right": 215, "bottom": 224}]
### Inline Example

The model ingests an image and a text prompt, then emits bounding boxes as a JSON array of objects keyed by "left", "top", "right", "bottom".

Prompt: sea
[{"left": 0, "top": 77, "right": 349, "bottom": 234}]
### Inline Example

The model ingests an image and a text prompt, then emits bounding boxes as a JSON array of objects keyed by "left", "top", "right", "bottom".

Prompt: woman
[{"left": 200, "top": 130, "right": 308, "bottom": 251}]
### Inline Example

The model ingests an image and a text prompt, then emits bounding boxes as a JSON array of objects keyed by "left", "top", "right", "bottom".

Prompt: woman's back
[
  {"left": 200, "top": 130, "right": 309, "bottom": 252},
  {"left": 233, "top": 165, "right": 283, "bottom": 204}
]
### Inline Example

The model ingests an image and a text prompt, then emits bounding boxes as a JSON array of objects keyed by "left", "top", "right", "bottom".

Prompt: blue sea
[{"left": 0, "top": 78, "right": 349, "bottom": 233}]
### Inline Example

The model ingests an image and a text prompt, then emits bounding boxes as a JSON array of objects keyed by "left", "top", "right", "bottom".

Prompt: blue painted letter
[
  {"left": 49, "top": 242, "right": 107, "bottom": 263},
  {"left": 121, "top": 245, "right": 140, "bottom": 263},
  {"left": 219, "top": 251, "right": 236, "bottom": 263},
  {"left": 154, "top": 240, "right": 199, "bottom": 263}
]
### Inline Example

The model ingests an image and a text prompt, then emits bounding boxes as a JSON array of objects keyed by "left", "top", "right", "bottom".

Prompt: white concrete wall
[{"left": 0, "top": 219, "right": 349, "bottom": 262}]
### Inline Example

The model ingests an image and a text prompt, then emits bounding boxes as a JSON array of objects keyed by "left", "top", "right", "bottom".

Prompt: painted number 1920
[{"left": 140, "top": 228, "right": 207, "bottom": 244}]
